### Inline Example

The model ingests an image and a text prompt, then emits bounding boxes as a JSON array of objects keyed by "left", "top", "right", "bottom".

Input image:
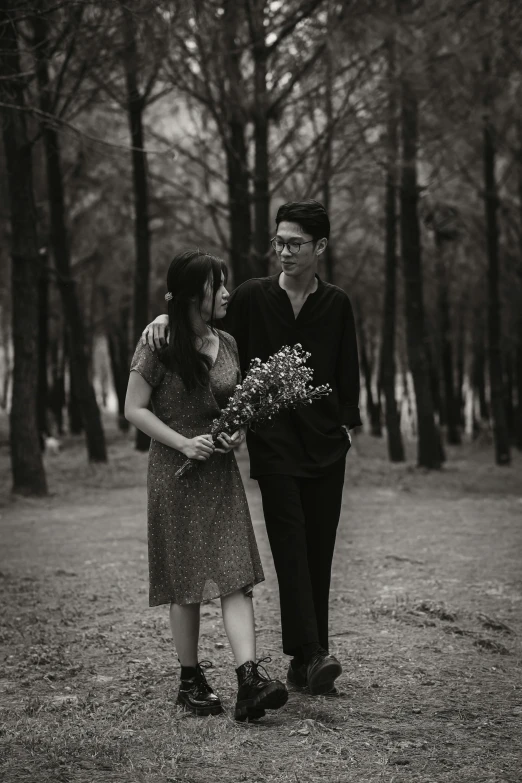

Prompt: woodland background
[
  {"left": 2, "top": 5, "right": 522, "bottom": 782},
  {"left": 1, "top": 0, "right": 522, "bottom": 494}
]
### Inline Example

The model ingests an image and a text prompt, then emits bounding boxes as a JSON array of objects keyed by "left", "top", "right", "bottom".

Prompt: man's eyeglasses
[{"left": 271, "top": 238, "right": 314, "bottom": 255}]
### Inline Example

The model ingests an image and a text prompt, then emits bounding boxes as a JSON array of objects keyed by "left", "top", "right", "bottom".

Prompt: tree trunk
[
  {"left": 66, "top": 333, "right": 84, "bottom": 435},
  {"left": 0, "top": 8, "right": 48, "bottom": 495},
  {"left": 108, "top": 332, "right": 130, "bottom": 432},
  {"left": 471, "top": 309, "right": 489, "bottom": 427},
  {"left": 122, "top": 6, "right": 152, "bottom": 452},
  {"left": 49, "top": 333, "right": 66, "bottom": 435},
  {"left": 222, "top": 0, "right": 252, "bottom": 287},
  {"left": 247, "top": 0, "right": 271, "bottom": 277},
  {"left": 0, "top": 310, "right": 11, "bottom": 410},
  {"left": 504, "top": 349, "right": 514, "bottom": 436},
  {"left": 380, "top": 32, "right": 405, "bottom": 462},
  {"left": 32, "top": 6, "right": 107, "bottom": 462},
  {"left": 321, "top": 0, "right": 335, "bottom": 283},
  {"left": 456, "top": 300, "right": 466, "bottom": 429},
  {"left": 436, "top": 238, "right": 461, "bottom": 444},
  {"left": 37, "top": 252, "right": 49, "bottom": 441},
  {"left": 225, "top": 138, "right": 252, "bottom": 286},
  {"left": 399, "top": 66, "right": 442, "bottom": 468},
  {"left": 356, "top": 306, "right": 381, "bottom": 437},
  {"left": 515, "top": 121, "right": 522, "bottom": 449},
  {"left": 482, "top": 53, "right": 510, "bottom": 464},
  {"left": 516, "top": 336, "right": 522, "bottom": 450},
  {"left": 106, "top": 301, "right": 131, "bottom": 433}
]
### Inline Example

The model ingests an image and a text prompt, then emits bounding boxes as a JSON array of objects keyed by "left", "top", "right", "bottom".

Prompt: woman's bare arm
[{"left": 124, "top": 372, "right": 214, "bottom": 459}]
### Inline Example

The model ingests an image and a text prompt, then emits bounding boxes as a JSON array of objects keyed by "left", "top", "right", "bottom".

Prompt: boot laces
[
  {"left": 195, "top": 660, "right": 214, "bottom": 692},
  {"left": 253, "top": 656, "right": 272, "bottom": 682}
]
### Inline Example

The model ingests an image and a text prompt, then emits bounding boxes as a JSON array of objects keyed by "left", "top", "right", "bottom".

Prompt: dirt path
[{"left": 1, "top": 431, "right": 521, "bottom": 782}]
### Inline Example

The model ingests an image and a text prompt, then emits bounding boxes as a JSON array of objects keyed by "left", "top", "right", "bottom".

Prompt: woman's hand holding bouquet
[{"left": 175, "top": 344, "right": 330, "bottom": 478}]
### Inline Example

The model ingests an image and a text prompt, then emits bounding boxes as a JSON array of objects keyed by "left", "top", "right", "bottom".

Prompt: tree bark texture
[
  {"left": 435, "top": 238, "right": 461, "bottom": 444},
  {"left": 37, "top": 254, "right": 49, "bottom": 440},
  {"left": 32, "top": 8, "right": 107, "bottom": 462},
  {"left": 482, "top": 53, "right": 510, "bottom": 464},
  {"left": 106, "top": 303, "right": 131, "bottom": 432},
  {"left": 0, "top": 310, "right": 11, "bottom": 410},
  {"left": 321, "top": 0, "right": 335, "bottom": 283},
  {"left": 122, "top": 8, "right": 151, "bottom": 346},
  {"left": 456, "top": 301, "right": 466, "bottom": 429},
  {"left": 222, "top": 0, "right": 253, "bottom": 286},
  {"left": 121, "top": 6, "right": 152, "bottom": 452},
  {"left": 471, "top": 308, "right": 489, "bottom": 426},
  {"left": 380, "top": 33, "right": 405, "bottom": 462},
  {"left": 0, "top": 6, "right": 48, "bottom": 495},
  {"left": 516, "top": 336, "right": 522, "bottom": 450},
  {"left": 49, "top": 333, "right": 66, "bottom": 435},
  {"left": 504, "top": 350, "right": 514, "bottom": 435},
  {"left": 399, "top": 71, "right": 442, "bottom": 468},
  {"left": 247, "top": 0, "right": 271, "bottom": 277},
  {"left": 356, "top": 305, "right": 382, "bottom": 437},
  {"left": 515, "top": 123, "right": 522, "bottom": 449}
]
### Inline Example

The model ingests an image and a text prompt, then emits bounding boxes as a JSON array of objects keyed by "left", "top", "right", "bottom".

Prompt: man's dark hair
[{"left": 275, "top": 199, "right": 330, "bottom": 241}]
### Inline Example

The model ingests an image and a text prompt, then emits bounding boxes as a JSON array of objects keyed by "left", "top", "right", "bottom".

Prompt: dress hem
[{"left": 149, "top": 575, "right": 265, "bottom": 607}]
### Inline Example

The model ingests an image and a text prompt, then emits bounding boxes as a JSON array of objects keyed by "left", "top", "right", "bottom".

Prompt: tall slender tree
[
  {"left": 482, "top": 49, "right": 510, "bottom": 464},
  {"left": 380, "top": 31, "right": 405, "bottom": 462},
  {"left": 32, "top": 2, "right": 107, "bottom": 462},
  {"left": 321, "top": 0, "right": 335, "bottom": 283},
  {"left": 37, "top": 249, "right": 50, "bottom": 441},
  {"left": 0, "top": 3, "right": 48, "bottom": 495},
  {"left": 121, "top": 3, "right": 153, "bottom": 451},
  {"left": 397, "top": 0, "right": 442, "bottom": 468},
  {"left": 222, "top": 0, "right": 253, "bottom": 285},
  {"left": 434, "top": 231, "right": 461, "bottom": 445}
]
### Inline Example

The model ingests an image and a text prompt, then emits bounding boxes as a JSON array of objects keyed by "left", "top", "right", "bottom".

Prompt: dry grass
[{"left": 1, "top": 416, "right": 521, "bottom": 782}]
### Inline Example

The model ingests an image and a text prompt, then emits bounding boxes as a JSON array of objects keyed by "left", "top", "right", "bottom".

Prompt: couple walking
[{"left": 125, "top": 200, "right": 361, "bottom": 721}]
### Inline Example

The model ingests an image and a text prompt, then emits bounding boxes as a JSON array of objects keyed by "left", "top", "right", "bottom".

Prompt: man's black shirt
[{"left": 222, "top": 273, "right": 362, "bottom": 479}]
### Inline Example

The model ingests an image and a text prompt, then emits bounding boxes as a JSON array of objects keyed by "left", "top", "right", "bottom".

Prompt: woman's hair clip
[{"left": 164, "top": 292, "right": 173, "bottom": 302}]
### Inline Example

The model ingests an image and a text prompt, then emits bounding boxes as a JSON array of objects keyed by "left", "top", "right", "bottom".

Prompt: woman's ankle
[{"left": 180, "top": 664, "right": 198, "bottom": 680}]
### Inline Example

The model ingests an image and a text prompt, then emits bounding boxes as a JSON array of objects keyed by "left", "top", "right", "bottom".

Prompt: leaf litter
[{"left": 1, "top": 428, "right": 521, "bottom": 782}]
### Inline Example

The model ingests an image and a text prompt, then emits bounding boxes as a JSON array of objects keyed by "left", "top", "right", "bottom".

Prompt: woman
[{"left": 125, "top": 250, "right": 288, "bottom": 721}]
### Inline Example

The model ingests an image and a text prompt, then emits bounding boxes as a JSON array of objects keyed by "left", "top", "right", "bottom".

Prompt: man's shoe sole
[
  {"left": 234, "top": 681, "right": 288, "bottom": 721},
  {"left": 176, "top": 694, "right": 224, "bottom": 716},
  {"left": 308, "top": 660, "right": 342, "bottom": 695},
  {"left": 287, "top": 677, "right": 339, "bottom": 697}
]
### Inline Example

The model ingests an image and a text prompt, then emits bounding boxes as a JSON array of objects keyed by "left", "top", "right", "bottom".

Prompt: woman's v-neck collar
[{"left": 198, "top": 332, "right": 221, "bottom": 369}]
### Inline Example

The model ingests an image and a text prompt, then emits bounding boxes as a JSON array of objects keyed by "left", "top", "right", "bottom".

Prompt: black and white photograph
[{"left": 1, "top": 1, "right": 521, "bottom": 781}]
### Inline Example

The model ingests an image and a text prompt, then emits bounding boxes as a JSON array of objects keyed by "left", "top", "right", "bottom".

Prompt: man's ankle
[{"left": 301, "top": 642, "right": 323, "bottom": 665}]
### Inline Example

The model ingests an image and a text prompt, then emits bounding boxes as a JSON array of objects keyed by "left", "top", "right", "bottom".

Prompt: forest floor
[{"left": 0, "top": 418, "right": 521, "bottom": 783}]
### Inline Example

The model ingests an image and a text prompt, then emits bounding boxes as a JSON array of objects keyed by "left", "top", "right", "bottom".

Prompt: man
[{"left": 143, "top": 200, "right": 362, "bottom": 695}]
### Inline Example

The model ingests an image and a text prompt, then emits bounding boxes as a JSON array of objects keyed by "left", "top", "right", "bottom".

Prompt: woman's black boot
[
  {"left": 234, "top": 657, "right": 288, "bottom": 722},
  {"left": 176, "top": 661, "right": 223, "bottom": 716}
]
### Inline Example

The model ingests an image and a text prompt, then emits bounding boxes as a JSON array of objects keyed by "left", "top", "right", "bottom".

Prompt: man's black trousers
[{"left": 257, "top": 457, "right": 346, "bottom": 657}]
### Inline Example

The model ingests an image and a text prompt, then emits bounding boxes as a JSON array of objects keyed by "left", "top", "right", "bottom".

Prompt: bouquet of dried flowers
[{"left": 175, "top": 343, "right": 331, "bottom": 478}]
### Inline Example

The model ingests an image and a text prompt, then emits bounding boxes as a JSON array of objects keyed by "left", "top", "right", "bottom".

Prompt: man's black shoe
[
  {"left": 286, "top": 660, "right": 308, "bottom": 691},
  {"left": 287, "top": 660, "right": 340, "bottom": 696},
  {"left": 235, "top": 657, "right": 288, "bottom": 721},
  {"left": 307, "top": 650, "right": 342, "bottom": 695},
  {"left": 176, "top": 661, "right": 223, "bottom": 716}
]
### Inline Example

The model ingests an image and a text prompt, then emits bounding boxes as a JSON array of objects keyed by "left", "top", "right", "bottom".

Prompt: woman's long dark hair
[{"left": 158, "top": 250, "right": 228, "bottom": 391}]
